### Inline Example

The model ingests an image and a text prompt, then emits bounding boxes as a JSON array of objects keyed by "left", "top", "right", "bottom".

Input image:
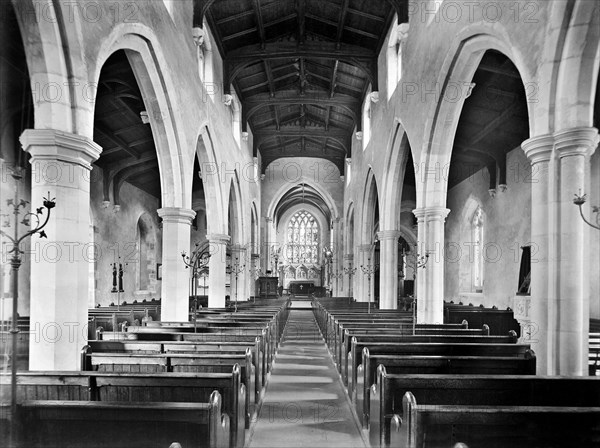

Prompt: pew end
[
  {"left": 210, "top": 390, "right": 231, "bottom": 448},
  {"left": 388, "top": 414, "right": 402, "bottom": 448}
]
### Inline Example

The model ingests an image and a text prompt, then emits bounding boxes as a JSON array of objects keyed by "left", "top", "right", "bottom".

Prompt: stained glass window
[{"left": 287, "top": 211, "right": 319, "bottom": 264}]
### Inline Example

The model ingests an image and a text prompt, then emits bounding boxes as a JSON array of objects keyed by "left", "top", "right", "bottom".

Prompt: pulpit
[{"left": 257, "top": 276, "right": 278, "bottom": 298}]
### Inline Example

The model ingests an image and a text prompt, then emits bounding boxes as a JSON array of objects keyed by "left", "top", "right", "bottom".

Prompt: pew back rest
[
  {"left": 0, "top": 372, "right": 91, "bottom": 402},
  {"left": 401, "top": 392, "right": 600, "bottom": 448},
  {"left": 381, "top": 373, "right": 600, "bottom": 417},
  {"left": 19, "top": 395, "right": 229, "bottom": 448},
  {"left": 94, "top": 373, "right": 234, "bottom": 407}
]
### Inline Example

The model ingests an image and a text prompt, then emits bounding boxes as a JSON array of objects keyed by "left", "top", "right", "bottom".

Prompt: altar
[{"left": 288, "top": 281, "right": 315, "bottom": 296}]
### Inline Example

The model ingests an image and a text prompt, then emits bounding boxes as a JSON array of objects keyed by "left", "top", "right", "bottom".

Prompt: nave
[
  {"left": 248, "top": 308, "right": 366, "bottom": 448},
  {"left": 2, "top": 297, "right": 600, "bottom": 447},
  {"left": 1, "top": 0, "right": 600, "bottom": 446}
]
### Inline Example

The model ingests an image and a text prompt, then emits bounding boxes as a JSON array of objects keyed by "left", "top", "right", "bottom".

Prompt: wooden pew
[
  {"left": 340, "top": 332, "right": 518, "bottom": 386},
  {"left": 1, "top": 371, "right": 244, "bottom": 448},
  {"left": 19, "top": 395, "right": 229, "bottom": 448},
  {"left": 347, "top": 341, "right": 531, "bottom": 402},
  {"left": 371, "top": 371, "right": 600, "bottom": 448},
  {"left": 86, "top": 337, "right": 264, "bottom": 403},
  {"left": 444, "top": 300, "right": 521, "bottom": 336},
  {"left": 398, "top": 396, "right": 600, "bottom": 448},
  {"left": 100, "top": 326, "right": 274, "bottom": 383},
  {"left": 334, "top": 325, "right": 493, "bottom": 373},
  {"left": 81, "top": 349, "right": 254, "bottom": 430},
  {"left": 357, "top": 348, "right": 536, "bottom": 429}
]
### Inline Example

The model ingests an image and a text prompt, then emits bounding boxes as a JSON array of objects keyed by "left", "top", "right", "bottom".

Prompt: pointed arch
[
  {"left": 10, "top": 0, "right": 75, "bottom": 132},
  {"left": 345, "top": 202, "right": 355, "bottom": 255},
  {"left": 91, "top": 23, "right": 187, "bottom": 208},
  {"left": 553, "top": 0, "right": 600, "bottom": 130},
  {"left": 360, "top": 168, "right": 380, "bottom": 243},
  {"left": 419, "top": 29, "right": 535, "bottom": 209},
  {"left": 381, "top": 120, "right": 416, "bottom": 230},
  {"left": 196, "top": 126, "right": 225, "bottom": 234},
  {"left": 266, "top": 177, "right": 339, "bottom": 222},
  {"left": 227, "top": 172, "right": 244, "bottom": 246}
]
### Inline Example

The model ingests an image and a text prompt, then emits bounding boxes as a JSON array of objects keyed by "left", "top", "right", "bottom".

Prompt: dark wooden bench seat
[
  {"left": 1, "top": 370, "right": 246, "bottom": 448},
  {"left": 342, "top": 333, "right": 517, "bottom": 386},
  {"left": 86, "top": 338, "right": 265, "bottom": 402},
  {"left": 357, "top": 350, "right": 536, "bottom": 429},
  {"left": 334, "top": 326, "right": 502, "bottom": 373},
  {"left": 330, "top": 322, "right": 474, "bottom": 355},
  {"left": 98, "top": 327, "right": 276, "bottom": 380},
  {"left": 370, "top": 372, "right": 600, "bottom": 448},
  {"left": 398, "top": 400, "right": 600, "bottom": 448},
  {"left": 347, "top": 341, "right": 531, "bottom": 398},
  {"left": 18, "top": 397, "right": 229, "bottom": 448},
  {"left": 82, "top": 350, "right": 254, "bottom": 430}
]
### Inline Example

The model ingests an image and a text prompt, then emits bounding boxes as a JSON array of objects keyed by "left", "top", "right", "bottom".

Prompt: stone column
[
  {"left": 521, "top": 134, "right": 554, "bottom": 374},
  {"left": 264, "top": 217, "right": 274, "bottom": 273},
  {"left": 344, "top": 254, "right": 354, "bottom": 297},
  {"left": 250, "top": 253, "right": 260, "bottom": 298},
  {"left": 207, "top": 233, "right": 230, "bottom": 308},
  {"left": 377, "top": 230, "right": 401, "bottom": 309},
  {"left": 413, "top": 206, "right": 449, "bottom": 324},
  {"left": 356, "top": 244, "right": 374, "bottom": 303},
  {"left": 332, "top": 217, "right": 342, "bottom": 296},
  {"left": 157, "top": 207, "right": 196, "bottom": 321},
  {"left": 21, "top": 129, "right": 101, "bottom": 370},
  {"left": 554, "top": 127, "right": 599, "bottom": 375},
  {"left": 230, "top": 245, "right": 248, "bottom": 306}
]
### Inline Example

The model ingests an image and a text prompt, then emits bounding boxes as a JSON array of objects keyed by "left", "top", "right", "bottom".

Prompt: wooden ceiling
[
  {"left": 449, "top": 50, "right": 530, "bottom": 189},
  {"left": 0, "top": 4, "right": 33, "bottom": 165},
  {"left": 196, "top": 0, "right": 407, "bottom": 173},
  {"left": 93, "top": 51, "right": 161, "bottom": 204}
]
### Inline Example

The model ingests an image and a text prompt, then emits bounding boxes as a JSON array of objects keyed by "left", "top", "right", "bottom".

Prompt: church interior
[{"left": 1, "top": 0, "right": 599, "bottom": 447}]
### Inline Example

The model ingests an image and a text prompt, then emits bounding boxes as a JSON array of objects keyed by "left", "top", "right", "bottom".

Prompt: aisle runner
[{"left": 247, "top": 310, "right": 366, "bottom": 448}]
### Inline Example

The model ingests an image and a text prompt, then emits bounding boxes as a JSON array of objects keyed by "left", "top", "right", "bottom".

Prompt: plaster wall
[
  {"left": 444, "top": 146, "right": 532, "bottom": 310},
  {"left": 90, "top": 165, "right": 162, "bottom": 307}
]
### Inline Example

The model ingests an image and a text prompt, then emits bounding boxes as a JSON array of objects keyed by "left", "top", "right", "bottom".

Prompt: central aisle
[{"left": 247, "top": 309, "right": 367, "bottom": 448}]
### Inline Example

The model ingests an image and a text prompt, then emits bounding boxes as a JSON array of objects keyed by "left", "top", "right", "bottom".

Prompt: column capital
[
  {"left": 358, "top": 244, "right": 374, "bottom": 252},
  {"left": 231, "top": 244, "right": 248, "bottom": 253},
  {"left": 376, "top": 230, "right": 402, "bottom": 240},
  {"left": 412, "top": 206, "right": 450, "bottom": 221},
  {"left": 207, "top": 233, "right": 231, "bottom": 245},
  {"left": 157, "top": 207, "right": 196, "bottom": 225},
  {"left": 521, "top": 134, "right": 554, "bottom": 165},
  {"left": 21, "top": 129, "right": 102, "bottom": 170},
  {"left": 344, "top": 254, "right": 354, "bottom": 261},
  {"left": 554, "top": 126, "right": 599, "bottom": 159},
  {"left": 265, "top": 217, "right": 273, "bottom": 223}
]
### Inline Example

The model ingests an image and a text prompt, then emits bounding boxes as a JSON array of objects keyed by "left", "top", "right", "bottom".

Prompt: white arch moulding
[
  {"left": 380, "top": 119, "right": 417, "bottom": 231},
  {"left": 92, "top": 23, "right": 187, "bottom": 208},
  {"left": 359, "top": 167, "right": 381, "bottom": 244},
  {"left": 12, "top": 0, "right": 75, "bottom": 133},
  {"left": 265, "top": 177, "right": 340, "bottom": 223},
  {"left": 553, "top": 0, "right": 600, "bottom": 131},
  {"left": 417, "top": 27, "right": 536, "bottom": 209}
]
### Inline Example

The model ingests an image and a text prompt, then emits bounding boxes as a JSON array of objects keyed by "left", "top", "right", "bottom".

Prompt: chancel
[{"left": 0, "top": 1, "right": 599, "bottom": 447}]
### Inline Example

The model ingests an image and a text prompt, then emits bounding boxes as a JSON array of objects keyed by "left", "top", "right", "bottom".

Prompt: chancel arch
[{"left": 277, "top": 203, "right": 330, "bottom": 291}]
